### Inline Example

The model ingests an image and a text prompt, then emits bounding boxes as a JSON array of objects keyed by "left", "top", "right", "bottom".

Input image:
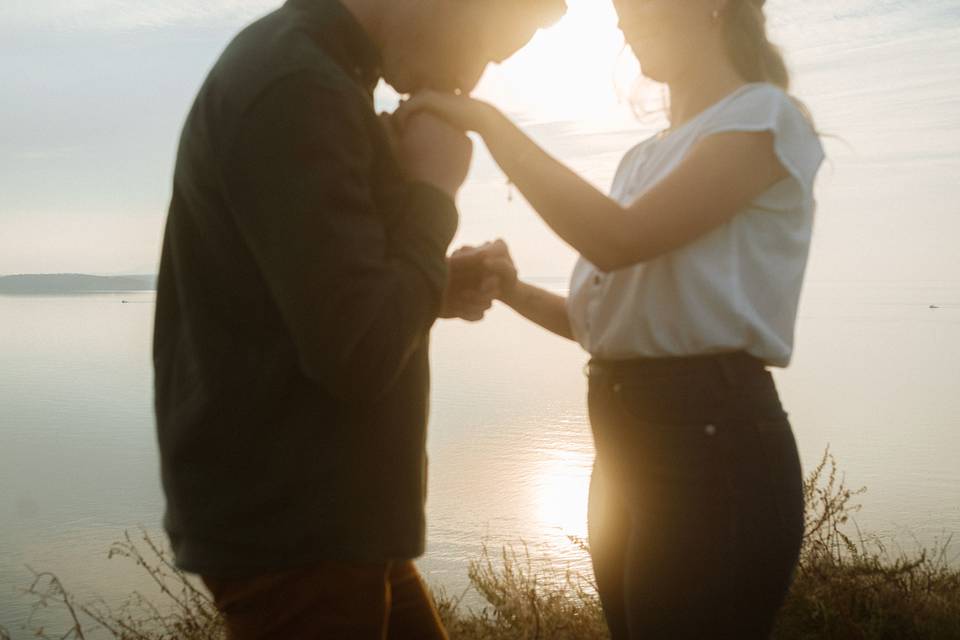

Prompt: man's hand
[
  {"left": 439, "top": 239, "right": 520, "bottom": 321},
  {"left": 440, "top": 245, "right": 499, "bottom": 321},
  {"left": 396, "top": 112, "right": 473, "bottom": 199},
  {"left": 477, "top": 239, "right": 518, "bottom": 304}
]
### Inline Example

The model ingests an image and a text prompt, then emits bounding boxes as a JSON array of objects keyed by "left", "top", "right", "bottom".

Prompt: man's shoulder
[{"left": 207, "top": 7, "right": 366, "bottom": 120}]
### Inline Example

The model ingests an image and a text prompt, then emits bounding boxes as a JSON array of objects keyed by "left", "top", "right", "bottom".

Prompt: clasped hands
[
  {"left": 440, "top": 239, "right": 517, "bottom": 322},
  {"left": 380, "top": 92, "right": 517, "bottom": 322}
]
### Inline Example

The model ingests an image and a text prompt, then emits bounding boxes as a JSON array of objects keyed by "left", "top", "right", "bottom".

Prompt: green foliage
[{"left": 18, "top": 450, "right": 960, "bottom": 640}]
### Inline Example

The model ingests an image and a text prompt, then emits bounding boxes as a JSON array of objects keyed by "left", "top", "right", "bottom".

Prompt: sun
[{"left": 474, "top": 0, "right": 638, "bottom": 127}]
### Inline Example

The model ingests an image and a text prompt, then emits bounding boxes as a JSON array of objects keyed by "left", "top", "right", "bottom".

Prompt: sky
[{"left": 1, "top": 0, "right": 959, "bottom": 282}]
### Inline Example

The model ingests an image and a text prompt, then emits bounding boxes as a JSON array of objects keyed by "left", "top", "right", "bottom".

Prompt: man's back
[{"left": 154, "top": 0, "right": 459, "bottom": 576}]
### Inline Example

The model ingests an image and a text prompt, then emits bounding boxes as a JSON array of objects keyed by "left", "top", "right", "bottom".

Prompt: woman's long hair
[
  {"left": 621, "top": 0, "right": 817, "bottom": 126},
  {"left": 722, "top": 0, "right": 790, "bottom": 90}
]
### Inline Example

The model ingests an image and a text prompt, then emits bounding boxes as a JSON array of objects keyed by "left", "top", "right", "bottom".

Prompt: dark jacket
[{"left": 153, "top": 0, "right": 458, "bottom": 576}]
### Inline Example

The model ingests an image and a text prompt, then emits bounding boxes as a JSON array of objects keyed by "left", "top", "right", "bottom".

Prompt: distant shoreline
[{"left": 0, "top": 274, "right": 157, "bottom": 295}]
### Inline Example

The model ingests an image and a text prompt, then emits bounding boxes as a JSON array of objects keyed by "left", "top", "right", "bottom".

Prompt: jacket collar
[{"left": 286, "top": 0, "right": 383, "bottom": 95}]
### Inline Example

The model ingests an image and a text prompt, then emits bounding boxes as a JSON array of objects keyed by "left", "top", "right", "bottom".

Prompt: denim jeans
[{"left": 586, "top": 352, "right": 804, "bottom": 639}]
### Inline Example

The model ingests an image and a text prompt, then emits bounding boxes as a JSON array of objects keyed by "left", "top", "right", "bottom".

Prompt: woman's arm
[
  {"left": 398, "top": 94, "right": 788, "bottom": 272},
  {"left": 501, "top": 281, "right": 574, "bottom": 341},
  {"left": 475, "top": 239, "right": 574, "bottom": 341},
  {"left": 482, "top": 108, "right": 788, "bottom": 272}
]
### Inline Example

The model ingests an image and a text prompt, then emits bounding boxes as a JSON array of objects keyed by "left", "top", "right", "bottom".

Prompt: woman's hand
[
  {"left": 478, "top": 239, "right": 519, "bottom": 304},
  {"left": 395, "top": 91, "right": 497, "bottom": 136},
  {"left": 442, "top": 239, "right": 517, "bottom": 316},
  {"left": 449, "top": 238, "right": 572, "bottom": 340},
  {"left": 442, "top": 245, "right": 500, "bottom": 322}
]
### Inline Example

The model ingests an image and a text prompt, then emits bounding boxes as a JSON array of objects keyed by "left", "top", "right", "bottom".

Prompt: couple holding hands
[{"left": 154, "top": 0, "right": 824, "bottom": 638}]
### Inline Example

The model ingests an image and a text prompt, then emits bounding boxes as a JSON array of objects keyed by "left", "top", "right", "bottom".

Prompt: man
[{"left": 153, "top": 0, "right": 566, "bottom": 637}]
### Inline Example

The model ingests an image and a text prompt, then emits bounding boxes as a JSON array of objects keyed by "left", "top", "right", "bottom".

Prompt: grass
[{"left": 12, "top": 450, "right": 960, "bottom": 640}]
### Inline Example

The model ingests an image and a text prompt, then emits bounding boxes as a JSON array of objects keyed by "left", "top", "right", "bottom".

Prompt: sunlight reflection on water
[{"left": 2, "top": 0, "right": 960, "bottom": 634}]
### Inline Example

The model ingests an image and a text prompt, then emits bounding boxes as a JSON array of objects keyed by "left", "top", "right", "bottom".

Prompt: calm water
[
  {"left": 2, "top": 0, "right": 959, "bottom": 635},
  {"left": 1, "top": 285, "right": 959, "bottom": 636}
]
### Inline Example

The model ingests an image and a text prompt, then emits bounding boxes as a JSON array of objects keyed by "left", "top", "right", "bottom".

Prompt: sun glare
[
  {"left": 533, "top": 449, "right": 592, "bottom": 541},
  {"left": 474, "top": 0, "right": 638, "bottom": 127}
]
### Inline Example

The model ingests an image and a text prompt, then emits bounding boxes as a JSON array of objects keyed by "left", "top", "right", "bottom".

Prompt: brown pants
[{"left": 202, "top": 560, "right": 448, "bottom": 640}]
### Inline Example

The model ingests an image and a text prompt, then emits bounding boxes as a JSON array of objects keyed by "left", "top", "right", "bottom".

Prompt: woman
[{"left": 400, "top": 0, "right": 824, "bottom": 637}]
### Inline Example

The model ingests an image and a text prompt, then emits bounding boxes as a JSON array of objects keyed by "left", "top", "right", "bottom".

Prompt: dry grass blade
[
  {"left": 15, "top": 449, "right": 960, "bottom": 640},
  {"left": 21, "top": 528, "right": 223, "bottom": 640}
]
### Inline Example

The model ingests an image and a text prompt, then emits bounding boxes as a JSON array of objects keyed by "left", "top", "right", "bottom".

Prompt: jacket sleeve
[{"left": 221, "top": 71, "right": 459, "bottom": 402}]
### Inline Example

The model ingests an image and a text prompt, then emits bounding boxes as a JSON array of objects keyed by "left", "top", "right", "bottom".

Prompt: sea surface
[
  {"left": 2, "top": 0, "right": 960, "bottom": 636},
  {"left": 1, "top": 284, "right": 959, "bottom": 636}
]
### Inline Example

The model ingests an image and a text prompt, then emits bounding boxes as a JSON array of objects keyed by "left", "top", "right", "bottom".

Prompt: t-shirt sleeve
[{"left": 698, "top": 85, "right": 825, "bottom": 198}]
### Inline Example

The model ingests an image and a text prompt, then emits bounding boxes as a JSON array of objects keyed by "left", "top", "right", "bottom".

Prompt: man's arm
[{"left": 222, "top": 72, "right": 461, "bottom": 403}]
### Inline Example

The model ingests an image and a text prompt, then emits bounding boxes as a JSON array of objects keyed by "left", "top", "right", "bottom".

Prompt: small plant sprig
[{"left": 22, "top": 528, "right": 223, "bottom": 640}]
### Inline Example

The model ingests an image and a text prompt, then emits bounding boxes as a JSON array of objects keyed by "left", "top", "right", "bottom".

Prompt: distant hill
[{"left": 0, "top": 274, "right": 157, "bottom": 295}]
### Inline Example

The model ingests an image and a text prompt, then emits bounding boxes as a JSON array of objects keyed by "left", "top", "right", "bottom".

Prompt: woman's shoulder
[
  {"left": 701, "top": 83, "right": 825, "bottom": 190},
  {"left": 622, "top": 133, "right": 662, "bottom": 163},
  {"left": 612, "top": 134, "right": 660, "bottom": 180},
  {"left": 707, "top": 83, "right": 818, "bottom": 137}
]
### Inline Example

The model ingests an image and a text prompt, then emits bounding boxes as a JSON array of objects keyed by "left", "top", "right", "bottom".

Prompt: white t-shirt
[{"left": 567, "top": 83, "right": 825, "bottom": 367}]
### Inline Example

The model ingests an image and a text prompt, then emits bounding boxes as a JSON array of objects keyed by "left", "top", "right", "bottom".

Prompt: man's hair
[{"left": 531, "top": 0, "right": 568, "bottom": 27}]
